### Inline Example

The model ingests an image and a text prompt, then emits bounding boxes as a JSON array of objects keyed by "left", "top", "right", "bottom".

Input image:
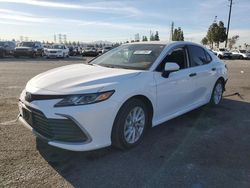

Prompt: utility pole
[
  {"left": 225, "top": 0, "right": 233, "bottom": 48},
  {"left": 170, "top": 22, "right": 174, "bottom": 41}
]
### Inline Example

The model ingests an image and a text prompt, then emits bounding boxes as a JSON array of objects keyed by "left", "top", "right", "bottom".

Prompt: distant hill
[{"left": 92, "top": 40, "right": 113, "bottom": 45}]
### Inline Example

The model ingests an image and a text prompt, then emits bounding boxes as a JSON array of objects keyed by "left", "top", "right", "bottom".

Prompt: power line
[{"left": 225, "top": 0, "right": 233, "bottom": 48}]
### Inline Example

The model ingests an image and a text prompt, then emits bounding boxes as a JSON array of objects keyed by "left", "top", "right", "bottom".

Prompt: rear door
[{"left": 187, "top": 45, "right": 217, "bottom": 103}]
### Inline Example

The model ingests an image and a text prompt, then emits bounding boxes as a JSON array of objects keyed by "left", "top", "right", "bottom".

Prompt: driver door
[{"left": 154, "top": 47, "right": 197, "bottom": 122}]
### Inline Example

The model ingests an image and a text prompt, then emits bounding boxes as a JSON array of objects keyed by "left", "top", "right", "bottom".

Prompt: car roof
[{"left": 122, "top": 41, "right": 204, "bottom": 47}]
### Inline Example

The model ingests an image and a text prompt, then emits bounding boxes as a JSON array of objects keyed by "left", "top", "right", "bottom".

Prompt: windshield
[
  {"left": 219, "top": 49, "right": 226, "bottom": 52},
  {"left": 52, "top": 45, "right": 64, "bottom": 49},
  {"left": 19, "top": 42, "right": 35, "bottom": 47},
  {"left": 239, "top": 50, "right": 246, "bottom": 53},
  {"left": 91, "top": 44, "right": 165, "bottom": 70},
  {"left": 0, "top": 42, "right": 5, "bottom": 46}
]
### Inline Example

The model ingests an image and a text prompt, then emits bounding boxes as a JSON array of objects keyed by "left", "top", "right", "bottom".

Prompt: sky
[{"left": 0, "top": 0, "right": 249, "bottom": 45}]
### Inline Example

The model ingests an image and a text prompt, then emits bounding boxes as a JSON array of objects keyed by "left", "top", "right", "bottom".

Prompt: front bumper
[
  {"left": 18, "top": 94, "right": 120, "bottom": 151},
  {"left": 46, "top": 52, "right": 64, "bottom": 58},
  {"left": 15, "top": 50, "right": 34, "bottom": 56}
]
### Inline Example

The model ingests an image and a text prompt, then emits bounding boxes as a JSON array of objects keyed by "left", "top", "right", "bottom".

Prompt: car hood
[
  {"left": 15, "top": 47, "right": 33, "bottom": 50},
  {"left": 47, "top": 48, "right": 61, "bottom": 51},
  {"left": 26, "top": 64, "right": 141, "bottom": 94}
]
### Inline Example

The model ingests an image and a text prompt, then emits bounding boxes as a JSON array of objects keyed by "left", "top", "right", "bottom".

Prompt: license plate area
[{"left": 22, "top": 107, "right": 33, "bottom": 126}]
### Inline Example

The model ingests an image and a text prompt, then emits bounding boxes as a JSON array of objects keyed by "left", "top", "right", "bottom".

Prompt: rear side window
[
  {"left": 188, "top": 45, "right": 209, "bottom": 67},
  {"left": 205, "top": 50, "right": 212, "bottom": 63}
]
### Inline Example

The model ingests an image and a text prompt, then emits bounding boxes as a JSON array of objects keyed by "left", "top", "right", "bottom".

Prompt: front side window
[
  {"left": 157, "top": 47, "right": 187, "bottom": 71},
  {"left": 188, "top": 45, "right": 208, "bottom": 67},
  {"left": 91, "top": 44, "right": 165, "bottom": 70}
]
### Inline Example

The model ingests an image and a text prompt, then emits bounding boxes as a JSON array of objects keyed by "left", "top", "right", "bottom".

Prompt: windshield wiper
[{"left": 98, "top": 64, "right": 116, "bottom": 68}]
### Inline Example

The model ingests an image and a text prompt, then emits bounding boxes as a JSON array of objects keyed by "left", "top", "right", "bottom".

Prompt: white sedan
[
  {"left": 45, "top": 44, "right": 69, "bottom": 58},
  {"left": 18, "top": 41, "right": 228, "bottom": 151},
  {"left": 231, "top": 49, "right": 250, "bottom": 59}
]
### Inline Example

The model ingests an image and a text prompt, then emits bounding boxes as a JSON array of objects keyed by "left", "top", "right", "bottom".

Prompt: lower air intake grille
[{"left": 24, "top": 107, "right": 88, "bottom": 142}]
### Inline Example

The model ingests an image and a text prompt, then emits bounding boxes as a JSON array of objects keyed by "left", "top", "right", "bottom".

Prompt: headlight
[{"left": 54, "top": 90, "right": 115, "bottom": 107}]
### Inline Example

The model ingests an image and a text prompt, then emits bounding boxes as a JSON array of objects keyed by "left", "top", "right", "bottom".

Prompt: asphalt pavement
[{"left": 0, "top": 57, "right": 250, "bottom": 188}]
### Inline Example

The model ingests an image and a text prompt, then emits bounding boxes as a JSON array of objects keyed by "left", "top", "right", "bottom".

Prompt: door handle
[
  {"left": 211, "top": 68, "right": 216, "bottom": 71},
  {"left": 189, "top": 73, "right": 197, "bottom": 77}
]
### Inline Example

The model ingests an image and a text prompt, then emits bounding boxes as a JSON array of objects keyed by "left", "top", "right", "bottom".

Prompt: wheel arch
[
  {"left": 116, "top": 94, "right": 154, "bottom": 128},
  {"left": 217, "top": 76, "right": 226, "bottom": 91}
]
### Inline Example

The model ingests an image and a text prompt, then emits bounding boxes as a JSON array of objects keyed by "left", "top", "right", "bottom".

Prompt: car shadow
[{"left": 36, "top": 98, "right": 250, "bottom": 187}]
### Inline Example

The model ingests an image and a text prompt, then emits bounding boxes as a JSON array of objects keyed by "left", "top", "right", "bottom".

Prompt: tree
[
  {"left": 150, "top": 33, "right": 155, "bottom": 41},
  {"left": 205, "top": 21, "right": 227, "bottom": 49},
  {"left": 228, "top": 35, "right": 239, "bottom": 50},
  {"left": 218, "top": 21, "right": 227, "bottom": 44},
  {"left": 154, "top": 31, "right": 160, "bottom": 41},
  {"left": 142, "top": 36, "right": 148, "bottom": 41},
  {"left": 201, "top": 37, "right": 208, "bottom": 46},
  {"left": 172, "top": 27, "right": 184, "bottom": 41}
]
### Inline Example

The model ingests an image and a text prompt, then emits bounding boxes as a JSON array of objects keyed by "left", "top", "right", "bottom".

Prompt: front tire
[
  {"left": 111, "top": 98, "right": 150, "bottom": 150},
  {"left": 30, "top": 52, "right": 36, "bottom": 58},
  {"left": 210, "top": 80, "right": 224, "bottom": 106}
]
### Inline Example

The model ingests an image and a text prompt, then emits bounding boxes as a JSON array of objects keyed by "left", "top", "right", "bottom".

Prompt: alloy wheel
[
  {"left": 213, "top": 82, "right": 223, "bottom": 104},
  {"left": 124, "top": 106, "right": 145, "bottom": 144}
]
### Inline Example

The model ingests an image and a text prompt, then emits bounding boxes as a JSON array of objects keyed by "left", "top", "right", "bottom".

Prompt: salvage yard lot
[{"left": 0, "top": 58, "right": 250, "bottom": 187}]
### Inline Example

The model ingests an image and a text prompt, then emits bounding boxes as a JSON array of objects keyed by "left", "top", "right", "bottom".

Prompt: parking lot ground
[{"left": 0, "top": 58, "right": 250, "bottom": 187}]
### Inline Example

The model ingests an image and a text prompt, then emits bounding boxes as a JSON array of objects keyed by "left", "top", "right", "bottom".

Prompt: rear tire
[
  {"left": 111, "top": 98, "right": 150, "bottom": 150},
  {"left": 209, "top": 79, "right": 224, "bottom": 106}
]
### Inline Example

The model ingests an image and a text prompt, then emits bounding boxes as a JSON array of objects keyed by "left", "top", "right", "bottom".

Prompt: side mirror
[{"left": 162, "top": 62, "right": 180, "bottom": 78}]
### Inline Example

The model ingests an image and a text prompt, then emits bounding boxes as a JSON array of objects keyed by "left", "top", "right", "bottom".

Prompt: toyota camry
[{"left": 18, "top": 41, "right": 228, "bottom": 151}]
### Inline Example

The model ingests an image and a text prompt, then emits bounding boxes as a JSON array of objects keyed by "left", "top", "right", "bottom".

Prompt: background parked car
[
  {"left": 82, "top": 47, "right": 99, "bottom": 56},
  {"left": 97, "top": 47, "right": 103, "bottom": 54},
  {"left": 68, "top": 46, "right": 76, "bottom": 56},
  {"left": 43, "top": 44, "right": 52, "bottom": 51},
  {"left": 14, "top": 42, "right": 43, "bottom": 58},
  {"left": 45, "top": 44, "right": 69, "bottom": 58},
  {"left": 231, "top": 49, "right": 250, "bottom": 59},
  {"left": 0, "top": 41, "right": 16, "bottom": 57},
  {"left": 102, "top": 46, "right": 112, "bottom": 53},
  {"left": 213, "top": 48, "right": 232, "bottom": 59}
]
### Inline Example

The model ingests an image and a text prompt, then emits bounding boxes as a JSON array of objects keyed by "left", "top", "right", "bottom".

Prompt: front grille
[
  {"left": 49, "top": 51, "right": 57, "bottom": 53},
  {"left": 22, "top": 107, "right": 88, "bottom": 142},
  {"left": 25, "top": 92, "right": 66, "bottom": 102},
  {"left": 16, "top": 49, "right": 29, "bottom": 51}
]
